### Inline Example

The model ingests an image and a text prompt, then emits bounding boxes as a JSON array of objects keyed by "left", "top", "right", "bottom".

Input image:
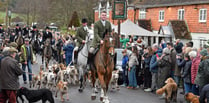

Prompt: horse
[
  {"left": 31, "top": 38, "right": 41, "bottom": 55},
  {"left": 42, "top": 38, "right": 52, "bottom": 70},
  {"left": 15, "top": 32, "right": 24, "bottom": 51},
  {"left": 72, "top": 29, "right": 94, "bottom": 92},
  {"left": 90, "top": 34, "right": 115, "bottom": 103}
]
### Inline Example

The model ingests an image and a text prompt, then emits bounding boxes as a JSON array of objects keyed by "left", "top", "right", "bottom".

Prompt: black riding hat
[{"left": 82, "top": 18, "right": 87, "bottom": 23}]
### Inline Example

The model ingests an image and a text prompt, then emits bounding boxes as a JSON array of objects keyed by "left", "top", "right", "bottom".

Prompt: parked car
[{"left": 115, "top": 48, "right": 132, "bottom": 71}]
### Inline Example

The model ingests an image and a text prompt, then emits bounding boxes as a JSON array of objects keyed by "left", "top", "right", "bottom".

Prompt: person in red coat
[{"left": 189, "top": 50, "right": 201, "bottom": 95}]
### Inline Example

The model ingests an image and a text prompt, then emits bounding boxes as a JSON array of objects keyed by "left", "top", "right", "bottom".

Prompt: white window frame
[
  {"left": 159, "top": 10, "right": 164, "bottom": 22},
  {"left": 139, "top": 9, "right": 146, "bottom": 19},
  {"left": 199, "top": 37, "right": 206, "bottom": 48},
  {"left": 199, "top": 9, "right": 207, "bottom": 22},
  {"left": 178, "top": 9, "right": 184, "bottom": 20}
]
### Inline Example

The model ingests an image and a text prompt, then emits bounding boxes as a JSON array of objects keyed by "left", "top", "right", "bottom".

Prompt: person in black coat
[
  {"left": 22, "top": 25, "right": 30, "bottom": 37},
  {"left": 200, "top": 84, "right": 209, "bottom": 103},
  {"left": 15, "top": 24, "right": 22, "bottom": 36},
  {"left": 30, "top": 25, "right": 38, "bottom": 40},
  {"left": 42, "top": 26, "right": 52, "bottom": 44}
]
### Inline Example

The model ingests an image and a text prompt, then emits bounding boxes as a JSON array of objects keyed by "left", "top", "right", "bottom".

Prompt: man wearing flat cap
[
  {"left": 0, "top": 47, "right": 23, "bottom": 103},
  {"left": 73, "top": 18, "right": 89, "bottom": 64},
  {"left": 20, "top": 38, "right": 34, "bottom": 87}
]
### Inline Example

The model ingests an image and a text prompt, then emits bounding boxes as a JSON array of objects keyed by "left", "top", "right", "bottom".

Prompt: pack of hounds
[{"left": 16, "top": 63, "right": 120, "bottom": 103}]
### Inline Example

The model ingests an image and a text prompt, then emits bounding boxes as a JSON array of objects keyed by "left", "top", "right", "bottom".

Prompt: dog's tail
[{"left": 156, "top": 87, "right": 165, "bottom": 95}]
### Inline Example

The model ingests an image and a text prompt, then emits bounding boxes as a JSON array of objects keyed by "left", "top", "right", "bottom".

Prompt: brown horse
[
  {"left": 90, "top": 34, "right": 115, "bottom": 103},
  {"left": 15, "top": 32, "right": 24, "bottom": 51},
  {"left": 42, "top": 38, "right": 52, "bottom": 70}
]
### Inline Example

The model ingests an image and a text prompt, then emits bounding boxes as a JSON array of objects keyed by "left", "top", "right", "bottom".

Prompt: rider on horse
[
  {"left": 89, "top": 10, "right": 112, "bottom": 55},
  {"left": 42, "top": 26, "right": 52, "bottom": 45},
  {"left": 73, "top": 18, "right": 89, "bottom": 64}
]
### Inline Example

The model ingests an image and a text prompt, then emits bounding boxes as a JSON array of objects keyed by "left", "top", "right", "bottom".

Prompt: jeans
[
  {"left": 128, "top": 66, "right": 137, "bottom": 87},
  {"left": 122, "top": 65, "right": 127, "bottom": 85},
  {"left": 174, "top": 76, "right": 180, "bottom": 86},
  {"left": 65, "top": 55, "right": 73, "bottom": 66},
  {"left": 192, "top": 84, "right": 199, "bottom": 95},
  {"left": 184, "top": 82, "right": 192, "bottom": 94},
  {"left": 0, "top": 89, "right": 17, "bottom": 103},
  {"left": 22, "top": 59, "right": 32, "bottom": 81},
  {"left": 151, "top": 72, "right": 158, "bottom": 91}
]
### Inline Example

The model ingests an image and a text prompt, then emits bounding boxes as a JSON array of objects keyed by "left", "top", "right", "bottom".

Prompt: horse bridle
[
  {"left": 99, "top": 36, "right": 115, "bottom": 69},
  {"left": 79, "top": 34, "right": 92, "bottom": 58}
]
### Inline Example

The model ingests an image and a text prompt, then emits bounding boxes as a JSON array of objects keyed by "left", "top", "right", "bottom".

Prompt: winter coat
[
  {"left": 174, "top": 42, "right": 183, "bottom": 54},
  {"left": 182, "top": 60, "right": 192, "bottom": 84},
  {"left": 75, "top": 26, "right": 88, "bottom": 47},
  {"left": 143, "top": 53, "right": 152, "bottom": 69},
  {"left": 195, "top": 56, "right": 209, "bottom": 88},
  {"left": 120, "top": 38, "right": 129, "bottom": 49},
  {"left": 150, "top": 48, "right": 162, "bottom": 73},
  {"left": 91, "top": 20, "right": 112, "bottom": 48},
  {"left": 20, "top": 44, "right": 34, "bottom": 63},
  {"left": 0, "top": 56, "right": 23, "bottom": 90},
  {"left": 191, "top": 54, "right": 201, "bottom": 84},
  {"left": 157, "top": 54, "right": 171, "bottom": 88},
  {"left": 122, "top": 55, "right": 129, "bottom": 67},
  {"left": 63, "top": 43, "right": 74, "bottom": 57},
  {"left": 128, "top": 53, "right": 139, "bottom": 68}
]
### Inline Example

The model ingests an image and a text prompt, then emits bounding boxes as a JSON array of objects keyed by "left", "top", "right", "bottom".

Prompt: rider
[
  {"left": 15, "top": 24, "right": 22, "bottom": 36},
  {"left": 73, "top": 18, "right": 89, "bottom": 64},
  {"left": 30, "top": 25, "right": 38, "bottom": 40},
  {"left": 42, "top": 26, "right": 52, "bottom": 44},
  {"left": 89, "top": 10, "right": 112, "bottom": 54}
]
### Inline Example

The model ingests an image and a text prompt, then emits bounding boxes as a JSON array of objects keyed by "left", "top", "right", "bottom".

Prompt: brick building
[{"left": 94, "top": 0, "right": 209, "bottom": 48}]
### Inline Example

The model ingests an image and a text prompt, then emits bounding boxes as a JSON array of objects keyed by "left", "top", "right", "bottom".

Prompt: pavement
[{"left": 18, "top": 55, "right": 187, "bottom": 103}]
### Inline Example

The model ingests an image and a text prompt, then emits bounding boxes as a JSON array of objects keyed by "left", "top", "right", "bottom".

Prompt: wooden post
[{"left": 117, "top": 19, "right": 120, "bottom": 48}]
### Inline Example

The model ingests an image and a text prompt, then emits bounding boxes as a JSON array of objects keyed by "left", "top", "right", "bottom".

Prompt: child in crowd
[
  {"left": 121, "top": 49, "right": 129, "bottom": 86},
  {"left": 127, "top": 46, "right": 139, "bottom": 89}
]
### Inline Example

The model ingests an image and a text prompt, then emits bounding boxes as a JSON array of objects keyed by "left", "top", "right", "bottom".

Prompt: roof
[
  {"left": 138, "top": 19, "right": 152, "bottom": 31},
  {"left": 114, "top": 19, "right": 158, "bottom": 36},
  {"left": 135, "top": 0, "right": 209, "bottom": 8},
  {"left": 169, "top": 20, "right": 192, "bottom": 40}
]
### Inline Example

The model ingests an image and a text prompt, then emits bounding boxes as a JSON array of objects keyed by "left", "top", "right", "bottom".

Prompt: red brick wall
[
  {"left": 144, "top": 4, "right": 209, "bottom": 33},
  {"left": 94, "top": 7, "right": 137, "bottom": 25}
]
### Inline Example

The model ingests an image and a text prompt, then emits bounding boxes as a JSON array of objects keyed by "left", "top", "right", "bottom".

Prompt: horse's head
[
  {"left": 45, "top": 38, "right": 51, "bottom": 47},
  {"left": 103, "top": 35, "right": 115, "bottom": 57},
  {"left": 87, "top": 29, "right": 94, "bottom": 42}
]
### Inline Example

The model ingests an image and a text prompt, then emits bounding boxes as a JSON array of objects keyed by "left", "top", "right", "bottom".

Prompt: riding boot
[
  {"left": 74, "top": 51, "right": 78, "bottom": 64},
  {"left": 87, "top": 52, "right": 93, "bottom": 71}
]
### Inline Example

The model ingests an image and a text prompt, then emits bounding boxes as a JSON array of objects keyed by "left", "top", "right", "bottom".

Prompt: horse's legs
[
  {"left": 91, "top": 68, "right": 97, "bottom": 100},
  {"left": 78, "top": 76, "right": 83, "bottom": 92},
  {"left": 97, "top": 72, "right": 106, "bottom": 102}
]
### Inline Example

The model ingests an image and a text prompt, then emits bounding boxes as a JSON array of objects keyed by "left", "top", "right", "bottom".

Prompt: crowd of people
[
  {"left": 120, "top": 34, "right": 209, "bottom": 101},
  {"left": 0, "top": 10, "right": 209, "bottom": 103},
  {"left": 0, "top": 23, "right": 77, "bottom": 102}
]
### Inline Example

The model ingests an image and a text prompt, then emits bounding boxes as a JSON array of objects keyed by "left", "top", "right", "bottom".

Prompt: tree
[{"left": 68, "top": 11, "right": 80, "bottom": 27}]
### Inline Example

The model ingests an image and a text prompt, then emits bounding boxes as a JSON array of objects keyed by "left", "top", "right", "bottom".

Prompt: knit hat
[
  {"left": 9, "top": 42, "right": 18, "bottom": 48},
  {"left": 200, "top": 49, "right": 208, "bottom": 56}
]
